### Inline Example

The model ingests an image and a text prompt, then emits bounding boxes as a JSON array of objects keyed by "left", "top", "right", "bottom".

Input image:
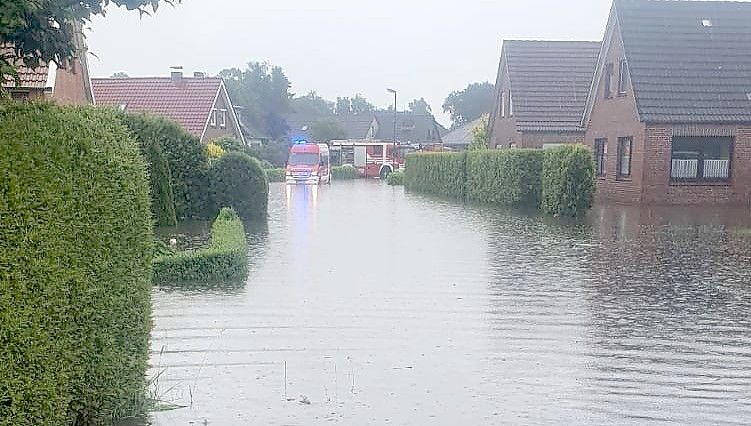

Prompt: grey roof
[
  {"left": 338, "top": 114, "right": 376, "bottom": 139},
  {"left": 504, "top": 40, "right": 600, "bottom": 132},
  {"left": 616, "top": 0, "right": 751, "bottom": 123},
  {"left": 374, "top": 111, "right": 443, "bottom": 144},
  {"left": 442, "top": 118, "right": 483, "bottom": 147}
]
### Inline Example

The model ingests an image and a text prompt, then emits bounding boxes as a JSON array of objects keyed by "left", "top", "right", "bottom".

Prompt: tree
[
  {"left": 1, "top": 1, "right": 178, "bottom": 86},
  {"left": 442, "top": 82, "right": 495, "bottom": 129},
  {"left": 310, "top": 120, "right": 347, "bottom": 142},
  {"left": 468, "top": 114, "right": 490, "bottom": 150},
  {"left": 111, "top": 71, "right": 129, "bottom": 78},
  {"left": 408, "top": 97, "right": 432, "bottom": 115},
  {"left": 291, "top": 91, "right": 334, "bottom": 117},
  {"left": 335, "top": 97, "right": 351, "bottom": 115},
  {"left": 350, "top": 94, "right": 375, "bottom": 114},
  {"left": 219, "top": 62, "right": 292, "bottom": 140}
]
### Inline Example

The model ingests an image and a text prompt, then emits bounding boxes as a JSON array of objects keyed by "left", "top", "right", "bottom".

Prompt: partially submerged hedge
[
  {"left": 153, "top": 208, "right": 248, "bottom": 283},
  {"left": 265, "top": 168, "right": 286, "bottom": 182},
  {"left": 386, "top": 170, "right": 405, "bottom": 186},
  {"left": 209, "top": 152, "right": 269, "bottom": 220},
  {"left": 404, "top": 152, "right": 466, "bottom": 199},
  {"left": 0, "top": 102, "right": 153, "bottom": 425},
  {"left": 332, "top": 164, "right": 358, "bottom": 180},
  {"left": 465, "top": 149, "right": 543, "bottom": 207},
  {"left": 541, "top": 145, "right": 595, "bottom": 217}
]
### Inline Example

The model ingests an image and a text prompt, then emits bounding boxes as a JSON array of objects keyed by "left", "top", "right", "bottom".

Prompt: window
[
  {"left": 509, "top": 92, "right": 514, "bottom": 117},
  {"left": 671, "top": 136, "right": 732, "bottom": 182},
  {"left": 500, "top": 92, "right": 506, "bottom": 118},
  {"left": 209, "top": 109, "right": 217, "bottom": 127},
  {"left": 604, "top": 63, "right": 614, "bottom": 99},
  {"left": 595, "top": 138, "right": 607, "bottom": 177},
  {"left": 219, "top": 109, "right": 227, "bottom": 128},
  {"left": 617, "top": 137, "right": 632, "bottom": 178},
  {"left": 618, "top": 60, "right": 628, "bottom": 95}
]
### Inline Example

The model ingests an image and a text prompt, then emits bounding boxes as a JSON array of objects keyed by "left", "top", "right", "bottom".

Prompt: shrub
[
  {"left": 213, "top": 136, "right": 245, "bottom": 153},
  {"left": 386, "top": 170, "right": 405, "bottom": 186},
  {"left": 404, "top": 152, "right": 467, "bottom": 199},
  {"left": 265, "top": 168, "right": 286, "bottom": 183},
  {"left": 120, "top": 113, "right": 177, "bottom": 226},
  {"left": 209, "top": 152, "right": 269, "bottom": 220},
  {"left": 541, "top": 144, "right": 595, "bottom": 217},
  {"left": 153, "top": 208, "right": 248, "bottom": 283},
  {"left": 0, "top": 102, "right": 153, "bottom": 425},
  {"left": 332, "top": 164, "right": 359, "bottom": 180},
  {"left": 206, "top": 142, "right": 225, "bottom": 161},
  {"left": 465, "top": 149, "right": 543, "bottom": 207}
]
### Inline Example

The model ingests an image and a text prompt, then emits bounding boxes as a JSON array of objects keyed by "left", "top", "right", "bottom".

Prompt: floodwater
[{"left": 144, "top": 181, "right": 751, "bottom": 425}]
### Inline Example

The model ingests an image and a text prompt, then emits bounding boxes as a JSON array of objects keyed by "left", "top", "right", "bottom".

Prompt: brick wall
[{"left": 520, "top": 131, "right": 584, "bottom": 148}]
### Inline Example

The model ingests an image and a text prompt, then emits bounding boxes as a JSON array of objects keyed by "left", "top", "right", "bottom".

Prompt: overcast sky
[{"left": 87, "top": 0, "right": 614, "bottom": 126}]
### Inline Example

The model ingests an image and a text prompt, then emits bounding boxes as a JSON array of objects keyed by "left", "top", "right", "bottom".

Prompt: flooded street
[{"left": 148, "top": 181, "right": 751, "bottom": 425}]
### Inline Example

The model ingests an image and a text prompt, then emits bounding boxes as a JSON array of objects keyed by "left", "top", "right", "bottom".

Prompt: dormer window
[{"left": 702, "top": 19, "right": 713, "bottom": 28}]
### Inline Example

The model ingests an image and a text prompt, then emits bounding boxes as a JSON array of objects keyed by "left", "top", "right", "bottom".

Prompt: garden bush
[
  {"left": 386, "top": 170, "right": 405, "bottom": 186},
  {"left": 404, "top": 152, "right": 467, "bottom": 199},
  {"left": 265, "top": 168, "right": 286, "bottom": 182},
  {"left": 120, "top": 113, "right": 177, "bottom": 226},
  {"left": 0, "top": 102, "right": 153, "bottom": 425},
  {"left": 332, "top": 164, "right": 359, "bottom": 180},
  {"left": 153, "top": 208, "right": 248, "bottom": 283},
  {"left": 465, "top": 149, "right": 543, "bottom": 207},
  {"left": 205, "top": 142, "right": 225, "bottom": 161},
  {"left": 541, "top": 145, "right": 595, "bottom": 217},
  {"left": 209, "top": 152, "right": 269, "bottom": 220}
]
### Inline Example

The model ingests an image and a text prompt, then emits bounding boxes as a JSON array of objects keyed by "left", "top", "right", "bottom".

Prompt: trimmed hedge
[
  {"left": 404, "top": 152, "right": 467, "bottom": 199},
  {"left": 332, "top": 164, "right": 358, "bottom": 180},
  {"left": 0, "top": 102, "right": 153, "bottom": 425},
  {"left": 265, "top": 168, "right": 286, "bottom": 182},
  {"left": 209, "top": 152, "right": 269, "bottom": 220},
  {"left": 465, "top": 149, "right": 543, "bottom": 207},
  {"left": 386, "top": 170, "right": 405, "bottom": 186},
  {"left": 541, "top": 145, "right": 595, "bottom": 217},
  {"left": 120, "top": 113, "right": 178, "bottom": 226},
  {"left": 153, "top": 208, "right": 248, "bottom": 283}
]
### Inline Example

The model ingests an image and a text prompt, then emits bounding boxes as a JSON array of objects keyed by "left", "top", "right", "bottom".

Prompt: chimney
[
  {"left": 193, "top": 71, "right": 206, "bottom": 78},
  {"left": 170, "top": 66, "right": 183, "bottom": 84}
]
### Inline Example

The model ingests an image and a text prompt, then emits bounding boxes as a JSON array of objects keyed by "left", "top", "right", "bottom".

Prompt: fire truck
[
  {"left": 329, "top": 140, "right": 414, "bottom": 179},
  {"left": 285, "top": 142, "right": 331, "bottom": 184}
]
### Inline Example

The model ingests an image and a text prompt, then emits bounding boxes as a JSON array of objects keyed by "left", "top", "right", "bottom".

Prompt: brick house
[
  {"left": 489, "top": 40, "right": 600, "bottom": 149},
  {"left": 583, "top": 0, "right": 751, "bottom": 205},
  {"left": 92, "top": 68, "right": 245, "bottom": 144}
]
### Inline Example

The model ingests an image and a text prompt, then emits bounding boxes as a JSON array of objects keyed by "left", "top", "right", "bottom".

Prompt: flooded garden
[{"left": 145, "top": 181, "right": 751, "bottom": 425}]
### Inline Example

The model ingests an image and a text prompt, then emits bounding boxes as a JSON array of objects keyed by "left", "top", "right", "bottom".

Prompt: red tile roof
[
  {"left": 91, "top": 77, "right": 222, "bottom": 137},
  {"left": 1, "top": 47, "right": 51, "bottom": 89}
]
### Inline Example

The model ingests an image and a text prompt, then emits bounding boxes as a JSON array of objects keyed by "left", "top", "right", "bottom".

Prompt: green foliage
[
  {"left": 291, "top": 91, "right": 334, "bottom": 117},
  {"left": 465, "top": 149, "right": 543, "bottom": 206},
  {"left": 0, "top": 102, "right": 153, "bottom": 425},
  {"left": 442, "top": 81, "right": 495, "bottom": 129},
  {"left": 404, "top": 152, "right": 467, "bottom": 199},
  {"left": 541, "top": 145, "right": 595, "bottom": 217},
  {"left": 331, "top": 164, "right": 359, "bottom": 180},
  {"left": 335, "top": 94, "right": 376, "bottom": 115},
  {"left": 153, "top": 208, "right": 248, "bottom": 283},
  {"left": 120, "top": 113, "right": 178, "bottom": 226},
  {"left": 213, "top": 136, "right": 246, "bottom": 153},
  {"left": 408, "top": 97, "right": 432, "bottom": 115},
  {"left": 209, "top": 152, "right": 269, "bottom": 220},
  {"left": 265, "top": 168, "right": 286, "bottom": 182},
  {"left": 386, "top": 170, "right": 405, "bottom": 186},
  {"left": 214, "top": 135, "right": 289, "bottom": 168},
  {"left": 309, "top": 120, "right": 347, "bottom": 142},
  {"left": 468, "top": 114, "right": 490, "bottom": 151},
  {"left": 1, "top": 1, "right": 177, "bottom": 87}
]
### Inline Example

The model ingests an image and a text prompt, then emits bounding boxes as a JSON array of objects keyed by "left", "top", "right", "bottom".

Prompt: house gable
[{"left": 200, "top": 80, "right": 246, "bottom": 144}]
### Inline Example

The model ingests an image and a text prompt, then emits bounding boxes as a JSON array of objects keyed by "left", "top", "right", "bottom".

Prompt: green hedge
[
  {"left": 386, "top": 170, "right": 405, "bottom": 186},
  {"left": 120, "top": 113, "right": 178, "bottom": 226},
  {"left": 404, "top": 152, "right": 466, "bottom": 199},
  {"left": 465, "top": 149, "right": 543, "bottom": 207},
  {"left": 0, "top": 102, "right": 153, "bottom": 425},
  {"left": 331, "top": 164, "right": 358, "bottom": 180},
  {"left": 265, "top": 168, "right": 286, "bottom": 182},
  {"left": 153, "top": 208, "right": 248, "bottom": 283},
  {"left": 541, "top": 145, "right": 595, "bottom": 217},
  {"left": 209, "top": 152, "right": 269, "bottom": 220}
]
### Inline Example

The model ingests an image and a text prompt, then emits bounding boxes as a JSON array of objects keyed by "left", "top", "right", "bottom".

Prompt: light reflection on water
[{"left": 138, "top": 181, "right": 751, "bottom": 425}]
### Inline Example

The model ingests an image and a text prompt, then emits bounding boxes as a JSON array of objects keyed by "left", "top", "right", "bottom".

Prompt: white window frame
[
  {"left": 509, "top": 92, "right": 514, "bottom": 117},
  {"left": 500, "top": 92, "right": 506, "bottom": 118},
  {"left": 219, "top": 109, "right": 227, "bottom": 128},
  {"left": 210, "top": 109, "right": 217, "bottom": 127},
  {"left": 618, "top": 60, "right": 628, "bottom": 95}
]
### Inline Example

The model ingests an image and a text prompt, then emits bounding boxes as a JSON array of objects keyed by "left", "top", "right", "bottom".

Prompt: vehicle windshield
[{"left": 288, "top": 152, "right": 319, "bottom": 166}]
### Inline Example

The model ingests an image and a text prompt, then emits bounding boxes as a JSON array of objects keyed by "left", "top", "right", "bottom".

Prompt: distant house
[
  {"left": 442, "top": 118, "right": 483, "bottom": 150},
  {"left": 489, "top": 40, "right": 600, "bottom": 149},
  {"left": 583, "top": 0, "right": 751, "bottom": 205},
  {"left": 92, "top": 69, "right": 245, "bottom": 144}
]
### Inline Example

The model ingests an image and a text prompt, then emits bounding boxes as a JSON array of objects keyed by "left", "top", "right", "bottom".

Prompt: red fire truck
[
  {"left": 329, "top": 140, "right": 413, "bottom": 179},
  {"left": 285, "top": 142, "right": 331, "bottom": 184}
]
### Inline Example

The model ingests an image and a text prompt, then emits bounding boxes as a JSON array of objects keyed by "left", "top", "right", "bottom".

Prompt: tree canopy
[
  {"left": 309, "top": 120, "right": 347, "bottom": 143},
  {"left": 408, "top": 97, "right": 432, "bottom": 115},
  {"left": 1, "top": 0, "right": 178, "bottom": 86},
  {"left": 442, "top": 82, "right": 495, "bottom": 129},
  {"left": 291, "top": 91, "right": 334, "bottom": 118},
  {"left": 335, "top": 94, "right": 376, "bottom": 115}
]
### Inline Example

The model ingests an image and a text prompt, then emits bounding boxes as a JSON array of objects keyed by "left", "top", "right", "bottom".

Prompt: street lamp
[{"left": 387, "top": 88, "right": 397, "bottom": 166}]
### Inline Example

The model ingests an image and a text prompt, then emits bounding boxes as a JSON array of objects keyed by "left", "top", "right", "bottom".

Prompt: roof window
[{"left": 701, "top": 19, "right": 713, "bottom": 28}]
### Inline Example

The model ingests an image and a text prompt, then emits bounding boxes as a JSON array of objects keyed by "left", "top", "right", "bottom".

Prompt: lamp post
[{"left": 387, "top": 88, "right": 397, "bottom": 165}]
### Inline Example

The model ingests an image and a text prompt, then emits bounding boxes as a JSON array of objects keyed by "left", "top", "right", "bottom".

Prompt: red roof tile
[
  {"left": 1, "top": 47, "right": 51, "bottom": 89},
  {"left": 91, "top": 77, "right": 222, "bottom": 137}
]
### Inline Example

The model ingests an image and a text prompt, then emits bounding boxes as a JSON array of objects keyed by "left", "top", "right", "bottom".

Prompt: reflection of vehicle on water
[
  {"left": 286, "top": 142, "right": 331, "bottom": 185},
  {"left": 329, "top": 140, "right": 415, "bottom": 179}
]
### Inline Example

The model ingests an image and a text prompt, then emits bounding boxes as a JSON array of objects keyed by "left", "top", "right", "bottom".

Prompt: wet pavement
[{"left": 145, "top": 181, "right": 751, "bottom": 425}]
